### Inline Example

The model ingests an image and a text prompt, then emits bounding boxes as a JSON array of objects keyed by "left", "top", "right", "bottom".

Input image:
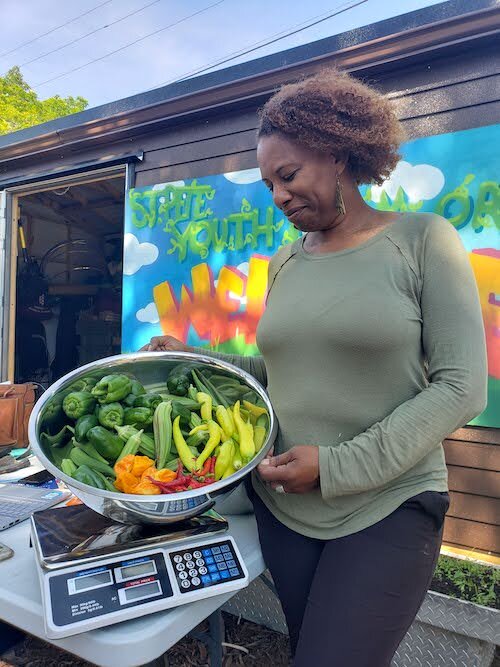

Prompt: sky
[{"left": 1, "top": 0, "right": 445, "bottom": 109}]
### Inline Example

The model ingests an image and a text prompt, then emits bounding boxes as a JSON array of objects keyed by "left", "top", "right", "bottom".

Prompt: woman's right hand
[{"left": 139, "top": 335, "right": 192, "bottom": 353}]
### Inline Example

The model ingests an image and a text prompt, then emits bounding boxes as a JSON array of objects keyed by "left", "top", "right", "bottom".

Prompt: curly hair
[{"left": 257, "top": 68, "right": 403, "bottom": 185}]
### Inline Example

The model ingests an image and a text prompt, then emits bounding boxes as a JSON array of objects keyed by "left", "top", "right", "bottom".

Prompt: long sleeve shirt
[{"left": 202, "top": 213, "right": 487, "bottom": 539}]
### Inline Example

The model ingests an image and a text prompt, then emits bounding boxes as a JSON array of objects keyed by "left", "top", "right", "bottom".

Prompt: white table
[{"left": 0, "top": 511, "right": 265, "bottom": 667}]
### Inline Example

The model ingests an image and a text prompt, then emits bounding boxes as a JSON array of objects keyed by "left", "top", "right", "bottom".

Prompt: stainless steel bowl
[{"left": 29, "top": 351, "right": 276, "bottom": 524}]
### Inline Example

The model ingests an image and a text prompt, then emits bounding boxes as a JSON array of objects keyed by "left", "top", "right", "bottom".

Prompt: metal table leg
[{"left": 188, "top": 608, "right": 225, "bottom": 667}]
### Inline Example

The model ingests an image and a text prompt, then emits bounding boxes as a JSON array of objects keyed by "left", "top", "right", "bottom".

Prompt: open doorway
[{"left": 13, "top": 173, "right": 125, "bottom": 387}]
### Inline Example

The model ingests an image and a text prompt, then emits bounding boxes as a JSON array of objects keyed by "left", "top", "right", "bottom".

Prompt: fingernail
[{"left": 260, "top": 459, "right": 270, "bottom": 465}]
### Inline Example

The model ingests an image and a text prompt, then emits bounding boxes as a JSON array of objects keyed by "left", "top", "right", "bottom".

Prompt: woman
[{"left": 142, "top": 69, "right": 487, "bottom": 666}]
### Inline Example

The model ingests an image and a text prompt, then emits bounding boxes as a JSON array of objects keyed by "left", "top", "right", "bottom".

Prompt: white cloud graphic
[
  {"left": 123, "top": 233, "right": 159, "bottom": 275},
  {"left": 136, "top": 302, "right": 160, "bottom": 324},
  {"left": 371, "top": 161, "right": 445, "bottom": 203},
  {"left": 151, "top": 180, "right": 185, "bottom": 190},
  {"left": 224, "top": 168, "right": 261, "bottom": 184},
  {"left": 237, "top": 262, "right": 249, "bottom": 275}
]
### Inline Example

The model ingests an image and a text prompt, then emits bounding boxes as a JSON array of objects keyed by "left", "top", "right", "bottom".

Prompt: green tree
[{"left": 0, "top": 66, "right": 88, "bottom": 135}]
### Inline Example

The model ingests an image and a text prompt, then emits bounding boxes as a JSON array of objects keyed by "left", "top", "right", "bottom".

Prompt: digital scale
[{"left": 31, "top": 504, "right": 249, "bottom": 639}]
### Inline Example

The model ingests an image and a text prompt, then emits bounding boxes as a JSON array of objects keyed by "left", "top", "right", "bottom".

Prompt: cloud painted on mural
[
  {"left": 136, "top": 302, "right": 160, "bottom": 324},
  {"left": 152, "top": 180, "right": 185, "bottom": 190},
  {"left": 224, "top": 169, "right": 261, "bottom": 184},
  {"left": 123, "top": 233, "right": 159, "bottom": 275},
  {"left": 371, "top": 161, "right": 445, "bottom": 203}
]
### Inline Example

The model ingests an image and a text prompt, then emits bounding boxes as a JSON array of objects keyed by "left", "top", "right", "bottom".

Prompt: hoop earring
[{"left": 335, "top": 173, "right": 346, "bottom": 217}]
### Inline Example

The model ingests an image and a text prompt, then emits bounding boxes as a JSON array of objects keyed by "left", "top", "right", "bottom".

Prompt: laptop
[{"left": 0, "top": 484, "right": 70, "bottom": 531}]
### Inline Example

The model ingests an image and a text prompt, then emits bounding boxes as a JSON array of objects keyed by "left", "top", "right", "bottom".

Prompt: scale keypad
[{"left": 169, "top": 540, "right": 244, "bottom": 593}]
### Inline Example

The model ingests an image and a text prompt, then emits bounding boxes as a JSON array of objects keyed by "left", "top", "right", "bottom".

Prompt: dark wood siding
[{"left": 443, "top": 428, "right": 500, "bottom": 554}]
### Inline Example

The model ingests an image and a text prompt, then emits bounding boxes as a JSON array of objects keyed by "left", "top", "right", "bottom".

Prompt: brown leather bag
[{"left": 0, "top": 383, "right": 37, "bottom": 448}]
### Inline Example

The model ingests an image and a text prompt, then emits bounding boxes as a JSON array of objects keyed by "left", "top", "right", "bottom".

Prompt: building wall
[{"left": 3, "top": 39, "right": 499, "bottom": 554}]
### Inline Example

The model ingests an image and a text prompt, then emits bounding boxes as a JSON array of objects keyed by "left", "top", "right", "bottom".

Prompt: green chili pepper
[
  {"left": 92, "top": 470, "right": 118, "bottom": 493},
  {"left": 91, "top": 374, "right": 132, "bottom": 404},
  {"left": 133, "top": 393, "right": 163, "bottom": 410},
  {"left": 123, "top": 407, "right": 153, "bottom": 428},
  {"left": 62, "top": 391, "right": 96, "bottom": 420},
  {"left": 40, "top": 424, "right": 73, "bottom": 449},
  {"left": 86, "top": 426, "right": 124, "bottom": 462},
  {"left": 75, "top": 414, "right": 99, "bottom": 442},
  {"left": 73, "top": 464, "right": 106, "bottom": 489},
  {"left": 98, "top": 402, "right": 124, "bottom": 429},
  {"left": 73, "top": 438, "right": 109, "bottom": 464}
]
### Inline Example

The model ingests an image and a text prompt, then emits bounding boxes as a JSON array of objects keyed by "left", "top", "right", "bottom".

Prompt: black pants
[{"left": 248, "top": 483, "right": 449, "bottom": 667}]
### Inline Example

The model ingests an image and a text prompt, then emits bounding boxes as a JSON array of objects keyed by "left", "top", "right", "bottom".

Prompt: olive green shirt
[{"left": 201, "top": 213, "right": 487, "bottom": 539}]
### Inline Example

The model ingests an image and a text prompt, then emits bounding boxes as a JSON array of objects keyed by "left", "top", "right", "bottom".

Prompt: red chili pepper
[
  {"left": 148, "top": 475, "right": 192, "bottom": 492},
  {"left": 197, "top": 458, "right": 211, "bottom": 478},
  {"left": 209, "top": 456, "right": 216, "bottom": 475}
]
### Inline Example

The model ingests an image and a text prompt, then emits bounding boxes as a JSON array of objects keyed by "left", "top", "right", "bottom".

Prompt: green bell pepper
[
  {"left": 75, "top": 414, "right": 99, "bottom": 442},
  {"left": 122, "top": 379, "right": 147, "bottom": 407},
  {"left": 42, "top": 396, "right": 65, "bottom": 425},
  {"left": 86, "top": 426, "right": 124, "bottom": 462},
  {"left": 123, "top": 407, "right": 153, "bottom": 428},
  {"left": 166, "top": 365, "right": 193, "bottom": 396},
  {"left": 67, "top": 376, "right": 97, "bottom": 393},
  {"left": 133, "top": 393, "right": 163, "bottom": 410},
  {"left": 91, "top": 374, "right": 132, "bottom": 404},
  {"left": 62, "top": 391, "right": 96, "bottom": 420},
  {"left": 98, "top": 402, "right": 124, "bottom": 429}
]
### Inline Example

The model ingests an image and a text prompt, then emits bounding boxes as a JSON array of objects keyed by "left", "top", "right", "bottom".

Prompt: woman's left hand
[{"left": 257, "top": 446, "right": 320, "bottom": 494}]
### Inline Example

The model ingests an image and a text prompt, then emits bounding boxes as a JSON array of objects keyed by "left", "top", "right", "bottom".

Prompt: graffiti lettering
[{"left": 153, "top": 256, "right": 269, "bottom": 345}]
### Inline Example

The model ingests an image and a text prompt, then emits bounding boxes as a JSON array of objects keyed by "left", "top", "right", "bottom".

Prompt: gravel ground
[{"left": 0, "top": 613, "right": 291, "bottom": 667}]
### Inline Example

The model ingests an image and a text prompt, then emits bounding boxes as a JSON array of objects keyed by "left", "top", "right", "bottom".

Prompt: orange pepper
[
  {"left": 133, "top": 478, "right": 161, "bottom": 495},
  {"left": 114, "top": 471, "right": 140, "bottom": 494},
  {"left": 151, "top": 468, "right": 177, "bottom": 483},
  {"left": 114, "top": 454, "right": 136, "bottom": 476},
  {"left": 131, "top": 455, "right": 155, "bottom": 477}
]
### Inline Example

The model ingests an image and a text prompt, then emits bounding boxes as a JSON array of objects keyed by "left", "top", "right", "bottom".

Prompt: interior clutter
[{"left": 14, "top": 176, "right": 125, "bottom": 387}]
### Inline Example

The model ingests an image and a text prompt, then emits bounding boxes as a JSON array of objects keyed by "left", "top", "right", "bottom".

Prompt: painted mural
[{"left": 123, "top": 123, "right": 500, "bottom": 428}]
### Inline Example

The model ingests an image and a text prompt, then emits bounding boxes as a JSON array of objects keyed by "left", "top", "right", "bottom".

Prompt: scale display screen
[
  {"left": 119, "top": 580, "right": 162, "bottom": 604},
  {"left": 117, "top": 560, "right": 156, "bottom": 582},
  {"left": 68, "top": 570, "right": 113, "bottom": 595}
]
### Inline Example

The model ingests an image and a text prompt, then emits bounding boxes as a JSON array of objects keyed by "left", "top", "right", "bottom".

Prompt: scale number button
[
  {"left": 183, "top": 553, "right": 192, "bottom": 561},
  {"left": 179, "top": 571, "right": 188, "bottom": 580},
  {"left": 174, "top": 555, "right": 183, "bottom": 563},
  {"left": 186, "top": 560, "right": 195, "bottom": 569},
  {"left": 193, "top": 551, "right": 202, "bottom": 559},
  {"left": 196, "top": 559, "right": 204, "bottom": 567},
  {"left": 176, "top": 563, "right": 185, "bottom": 572},
  {"left": 199, "top": 566, "right": 207, "bottom": 575},
  {"left": 192, "top": 577, "right": 201, "bottom": 586},
  {"left": 220, "top": 545, "right": 230, "bottom": 553},
  {"left": 220, "top": 571, "right": 230, "bottom": 580},
  {"left": 229, "top": 568, "right": 239, "bottom": 577},
  {"left": 212, "top": 547, "right": 221, "bottom": 554},
  {"left": 181, "top": 580, "right": 191, "bottom": 589},
  {"left": 189, "top": 569, "right": 197, "bottom": 577}
]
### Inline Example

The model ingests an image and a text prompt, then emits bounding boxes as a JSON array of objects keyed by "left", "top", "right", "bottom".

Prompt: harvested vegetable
[
  {"left": 92, "top": 374, "right": 132, "bottom": 404},
  {"left": 63, "top": 391, "right": 96, "bottom": 419}
]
